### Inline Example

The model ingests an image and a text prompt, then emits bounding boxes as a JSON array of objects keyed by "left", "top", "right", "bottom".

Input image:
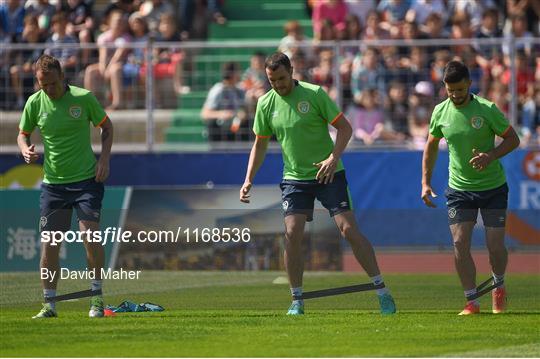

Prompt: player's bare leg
[
  {"left": 81, "top": 220, "right": 105, "bottom": 318},
  {"left": 33, "top": 241, "right": 61, "bottom": 318},
  {"left": 486, "top": 226, "right": 508, "bottom": 313},
  {"left": 450, "top": 222, "right": 480, "bottom": 315},
  {"left": 334, "top": 211, "right": 380, "bottom": 276},
  {"left": 334, "top": 211, "right": 396, "bottom": 314},
  {"left": 284, "top": 214, "right": 306, "bottom": 315}
]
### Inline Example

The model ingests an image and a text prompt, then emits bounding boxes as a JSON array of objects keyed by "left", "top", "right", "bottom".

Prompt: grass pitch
[{"left": 1, "top": 271, "right": 539, "bottom": 357}]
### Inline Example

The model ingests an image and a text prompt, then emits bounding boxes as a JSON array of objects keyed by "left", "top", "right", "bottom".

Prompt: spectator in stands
[
  {"left": 315, "top": 18, "right": 336, "bottom": 44},
  {"left": 405, "top": 0, "right": 447, "bottom": 26},
  {"left": 201, "top": 62, "right": 248, "bottom": 142},
  {"left": 278, "top": 20, "right": 312, "bottom": 63},
  {"left": 501, "top": 50, "right": 535, "bottom": 105},
  {"left": 208, "top": 0, "right": 227, "bottom": 25},
  {"left": 400, "top": 46, "right": 430, "bottom": 86},
  {"left": 521, "top": 85, "right": 540, "bottom": 147},
  {"left": 385, "top": 81, "right": 410, "bottom": 139},
  {"left": 290, "top": 51, "right": 310, "bottom": 82},
  {"left": 431, "top": 49, "right": 451, "bottom": 98},
  {"left": 343, "top": 0, "right": 374, "bottom": 27},
  {"left": 536, "top": 57, "right": 540, "bottom": 83},
  {"left": 102, "top": 0, "right": 140, "bottom": 20},
  {"left": 141, "top": 12, "right": 185, "bottom": 106},
  {"left": 178, "top": 0, "right": 225, "bottom": 40},
  {"left": 44, "top": 13, "right": 79, "bottom": 82},
  {"left": 242, "top": 52, "right": 269, "bottom": 91},
  {"left": 312, "top": 0, "right": 348, "bottom": 42},
  {"left": 362, "top": 10, "right": 390, "bottom": 41},
  {"left": 139, "top": 0, "right": 174, "bottom": 34},
  {"left": 421, "top": 12, "right": 451, "bottom": 57},
  {"left": 0, "top": 0, "right": 25, "bottom": 42},
  {"left": 487, "top": 81, "right": 509, "bottom": 118},
  {"left": 380, "top": 46, "right": 403, "bottom": 85},
  {"left": 348, "top": 89, "right": 385, "bottom": 145},
  {"left": 351, "top": 47, "right": 386, "bottom": 106},
  {"left": 457, "top": 50, "right": 482, "bottom": 96},
  {"left": 63, "top": 0, "right": 94, "bottom": 66},
  {"left": 503, "top": 13, "right": 534, "bottom": 57},
  {"left": 377, "top": 0, "right": 411, "bottom": 25},
  {"left": 451, "top": 0, "right": 497, "bottom": 32},
  {"left": 10, "top": 14, "right": 43, "bottom": 109},
  {"left": 421, "top": 11, "right": 448, "bottom": 38},
  {"left": 242, "top": 52, "right": 270, "bottom": 120},
  {"left": 398, "top": 20, "right": 426, "bottom": 57},
  {"left": 339, "top": 13, "right": 362, "bottom": 41},
  {"left": 475, "top": 8, "right": 503, "bottom": 69},
  {"left": 311, "top": 49, "right": 337, "bottom": 101},
  {"left": 408, "top": 81, "right": 434, "bottom": 149},
  {"left": 450, "top": 12, "right": 475, "bottom": 57},
  {"left": 507, "top": 0, "right": 540, "bottom": 36},
  {"left": 122, "top": 11, "right": 148, "bottom": 107},
  {"left": 25, "top": 0, "right": 56, "bottom": 38},
  {"left": 84, "top": 10, "right": 132, "bottom": 110},
  {"left": 338, "top": 14, "right": 361, "bottom": 102}
]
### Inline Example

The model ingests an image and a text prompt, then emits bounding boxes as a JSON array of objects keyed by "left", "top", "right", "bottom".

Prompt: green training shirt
[
  {"left": 254, "top": 81, "right": 344, "bottom": 180},
  {"left": 19, "top": 85, "right": 108, "bottom": 184},
  {"left": 429, "top": 94, "right": 510, "bottom": 191}
]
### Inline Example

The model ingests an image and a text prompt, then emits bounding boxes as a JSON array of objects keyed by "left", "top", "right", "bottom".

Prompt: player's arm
[
  {"left": 470, "top": 126, "right": 520, "bottom": 171},
  {"left": 17, "top": 131, "right": 39, "bottom": 164},
  {"left": 95, "top": 117, "right": 113, "bottom": 182},
  {"left": 421, "top": 134, "right": 441, "bottom": 208},
  {"left": 314, "top": 113, "right": 350, "bottom": 184},
  {"left": 240, "top": 135, "right": 270, "bottom": 203}
]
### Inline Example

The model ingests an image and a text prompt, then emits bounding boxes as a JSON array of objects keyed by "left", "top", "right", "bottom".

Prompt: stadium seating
[{"left": 164, "top": 0, "right": 312, "bottom": 144}]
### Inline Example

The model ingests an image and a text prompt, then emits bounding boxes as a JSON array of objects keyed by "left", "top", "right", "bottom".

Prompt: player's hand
[
  {"left": 240, "top": 182, "right": 252, "bottom": 203},
  {"left": 421, "top": 184, "right": 438, "bottom": 208},
  {"left": 95, "top": 157, "right": 110, "bottom": 182},
  {"left": 469, "top": 148, "right": 493, "bottom": 171},
  {"left": 314, "top": 154, "right": 338, "bottom": 184},
  {"left": 22, "top": 144, "right": 39, "bottom": 164}
]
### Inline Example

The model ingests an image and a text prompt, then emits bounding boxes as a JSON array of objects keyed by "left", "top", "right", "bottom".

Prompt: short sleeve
[
  {"left": 429, "top": 106, "right": 443, "bottom": 139},
  {"left": 19, "top": 99, "right": 37, "bottom": 135},
  {"left": 253, "top": 99, "right": 272, "bottom": 137},
  {"left": 488, "top": 103, "right": 510, "bottom": 136},
  {"left": 203, "top": 84, "right": 221, "bottom": 110},
  {"left": 86, "top": 92, "right": 108, "bottom": 127},
  {"left": 316, "top": 87, "right": 341, "bottom": 124}
]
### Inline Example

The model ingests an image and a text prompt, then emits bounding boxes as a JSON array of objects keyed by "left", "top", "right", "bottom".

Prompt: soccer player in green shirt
[
  {"left": 17, "top": 55, "right": 114, "bottom": 318},
  {"left": 421, "top": 60, "right": 520, "bottom": 315},
  {"left": 240, "top": 52, "right": 396, "bottom": 315}
]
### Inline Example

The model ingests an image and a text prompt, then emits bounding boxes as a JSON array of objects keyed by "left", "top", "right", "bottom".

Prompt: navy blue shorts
[
  {"left": 39, "top": 177, "right": 104, "bottom": 231},
  {"left": 279, "top": 170, "right": 352, "bottom": 222},
  {"left": 444, "top": 183, "right": 508, "bottom": 227}
]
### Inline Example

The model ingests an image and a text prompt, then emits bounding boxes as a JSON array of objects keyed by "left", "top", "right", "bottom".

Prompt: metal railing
[{"left": 1, "top": 37, "right": 538, "bottom": 152}]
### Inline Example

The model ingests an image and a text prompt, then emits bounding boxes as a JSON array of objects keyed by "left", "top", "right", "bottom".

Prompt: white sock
[
  {"left": 464, "top": 288, "right": 479, "bottom": 305},
  {"left": 43, "top": 289, "right": 56, "bottom": 310},
  {"left": 91, "top": 279, "right": 102, "bottom": 292},
  {"left": 290, "top": 287, "right": 303, "bottom": 305},
  {"left": 492, "top": 273, "right": 505, "bottom": 286},
  {"left": 370, "top": 275, "right": 389, "bottom": 296}
]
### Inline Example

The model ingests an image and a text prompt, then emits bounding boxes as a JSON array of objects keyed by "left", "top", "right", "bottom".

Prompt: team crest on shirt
[
  {"left": 470, "top": 116, "right": 484, "bottom": 129},
  {"left": 297, "top": 101, "right": 310, "bottom": 114},
  {"left": 69, "top": 105, "right": 82, "bottom": 118}
]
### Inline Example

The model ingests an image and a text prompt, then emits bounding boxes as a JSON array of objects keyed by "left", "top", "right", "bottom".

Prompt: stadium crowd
[{"left": 1, "top": 0, "right": 539, "bottom": 147}]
